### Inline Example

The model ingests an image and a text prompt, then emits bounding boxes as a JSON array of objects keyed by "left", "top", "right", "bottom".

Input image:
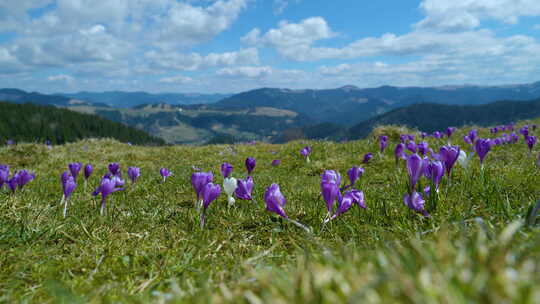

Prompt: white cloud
[
  {"left": 246, "top": 14, "right": 540, "bottom": 67},
  {"left": 154, "top": 0, "right": 248, "bottom": 48},
  {"left": 146, "top": 48, "right": 259, "bottom": 71},
  {"left": 319, "top": 64, "right": 351, "bottom": 75},
  {"left": 47, "top": 74, "right": 75, "bottom": 83},
  {"left": 159, "top": 75, "right": 194, "bottom": 84},
  {"left": 0, "top": 1, "right": 53, "bottom": 32},
  {"left": 242, "top": 17, "right": 336, "bottom": 51},
  {"left": 0, "top": 0, "right": 250, "bottom": 76},
  {"left": 416, "top": 0, "right": 540, "bottom": 31},
  {"left": 273, "top": 0, "right": 301, "bottom": 15},
  {"left": 216, "top": 66, "right": 273, "bottom": 78}
]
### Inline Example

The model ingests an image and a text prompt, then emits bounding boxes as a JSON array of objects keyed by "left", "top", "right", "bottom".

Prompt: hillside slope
[
  {"left": 58, "top": 91, "right": 231, "bottom": 108},
  {"left": 348, "top": 98, "right": 540, "bottom": 139},
  {"left": 216, "top": 81, "right": 540, "bottom": 127},
  {"left": 0, "top": 101, "right": 165, "bottom": 145}
]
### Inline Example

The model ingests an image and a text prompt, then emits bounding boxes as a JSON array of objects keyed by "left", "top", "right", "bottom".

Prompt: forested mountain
[
  {"left": 68, "top": 103, "right": 313, "bottom": 144},
  {"left": 215, "top": 87, "right": 390, "bottom": 126},
  {"left": 348, "top": 98, "right": 540, "bottom": 139},
  {"left": 58, "top": 91, "right": 231, "bottom": 108},
  {"left": 0, "top": 101, "right": 165, "bottom": 145},
  {"left": 216, "top": 82, "right": 540, "bottom": 127}
]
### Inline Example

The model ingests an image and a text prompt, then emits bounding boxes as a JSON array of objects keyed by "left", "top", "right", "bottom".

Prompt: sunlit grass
[{"left": 1, "top": 122, "right": 540, "bottom": 303}]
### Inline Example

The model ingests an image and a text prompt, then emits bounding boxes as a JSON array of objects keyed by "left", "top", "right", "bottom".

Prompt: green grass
[{"left": 1, "top": 122, "right": 540, "bottom": 303}]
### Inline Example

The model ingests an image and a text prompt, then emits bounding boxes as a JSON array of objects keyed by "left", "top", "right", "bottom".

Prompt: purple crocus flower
[
  {"left": 418, "top": 142, "right": 428, "bottom": 156},
  {"left": 432, "top": 131, "right": 443, "bottom": 139},
  {"left": 463, "top": 135, "right": 473, "bottom": 145},
  {"left": 475, "top": 139, "right": 491, "bottom": 165},
  {"left": 406, "top": 154, "right": 425, "bottom": 191},
  {"left": 13, "top": 170, "right": 35, "bottom": 190},
  {"left": 220, "top": 162, "right": 233, "bottom": 178},
  {"left": 7, "top": 177, "right": 18, "bottom": 193},
  {"left": 321, "top": 178, "right": 341, "bottom": 215},
  {"left": 6, "top": 139, "right": 14, "bottom": 145},
  {"left": 61, "top": 175, "right": 77, "bottom": 217},
  {"left": 60, "top": 170, "right": 71, "bottom": 186},
  {"left": 128, "top": 167, "right": 140, "bottom": 183},
  {"left": 420, "top": 132, "right": 428, "bottom": 139},
  {"left": 62, "top": 176, "right": 76, "bottom": 200},
  {"left": 510, "top": 132, "right": 520, "bottom": 143},
  {"left": 245, "top": 157, "right": 256, "bottom": 175},
  {"left": 404, "top": 191, "right": 430, "bottom": 217},
  {"left": 347, "top": 166, "right": 364, "bottom": 189},
  {"left": 0, "top": 165, "right": 9, "bottom": 189},
  {"left": 202, "top": 182, "right": 221, "bottom": 210},
  {"left": 191, "top": 181, "right": 219, "bottom": 236},
  {"left": 321, "top": 170, "right": 342, "bottom": 214},
  {"left": 394, "top": 143, "right": 406, "bottom": 163},
  {"left": 362, "top": 152, "right": 373, "bottom": 164},
  {"left": 446, "top": 127, "right": 457, "bottom": 138},
  {"left": 264, "top": 183, "right": 287, "bottom": 218},
  {"left": 191, "top": 171, "right": 214, "bottom": 201},
  {"left": 425, "top": 160, "right": 444, "bottom": 191},
  {"left": 406, "top": 141, "right": 417, "bottom": 153},
  {"left": 379, "top": 135, "right": 388, "bottom": 152},
  {"left": 160, "top": 168, "right": 171, "bottom": 182},
  {"left": 525, "top": 135, "right": 537, "bottom": 152},
  {"left": 92, "top": 176, "right": 124, "bottom": 215},
  {"left": 321, "top": 169, "right": 341, "bottom": 185},
  {"left": 490, "top": 127, "right": 498, "bottom": 134},
  {"left": 439, "top": 146, "right": 460, "bottom": 177},
  {"left": 235, "top": 176, "right": 254, "bottom": 200},
  {"left": 108, "top": 163, "right": 121, "bottom": 176},
  {"left": 271, "top": 159, "right": 281, "bottom": 166},
  {"left": 424, "top": 185, "right": 431, "bottom": 197},
  {"left": 84, "top": 164, "right": 93, "bottom": 180},
  {"left": 300, "top": 146, "right": 312, "bottom": 159},
  {"left": 520, "top": 126, "right": 529, "bottom": 137},
  {"left": 68, "top": 162, "right": 82, "bottom": 181},
  {"left": 329, "top": 190, "right": 366, "bottom": 220},
  {"left": 468, "top": 129, "right": 478, "bottom": 143},
  {"left": 400, "top": 134, "right": 409, "bottom": 143},
  {"left": 111, "top": 175, "right": 125, "bottom": 187}
]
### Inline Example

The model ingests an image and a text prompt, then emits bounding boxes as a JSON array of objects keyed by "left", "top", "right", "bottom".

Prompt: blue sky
[{"left": 1, "top": 0, "right": 540, "bottom": 93}]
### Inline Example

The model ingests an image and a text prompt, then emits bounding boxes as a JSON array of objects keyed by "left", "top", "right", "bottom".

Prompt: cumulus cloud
[
  {"left": 216, "top": 66, "right": 273, "bottom": 78},
  {"left": 47, "top": 74, "right": 75, "bottom": 83},
  {"left": 245, "top": 11, "right": 540, "bottom": 67},
  {"left": 415, "top": 0, "right": 540, "bottom": 31},
  {"left": 273, "top": 0, "right": 301, "bottom": 15},
  {"left": 0, "top": 0, "right": 250, "bottom": 77},
  {"left": 146, "top": 48, "right": 259, "bottom": 71},
  {"left": 242, "top": 17, "right": 336, "bottom": 51},
  {"left": 159, "top": 75, "right": 194, "bottom": 84}
]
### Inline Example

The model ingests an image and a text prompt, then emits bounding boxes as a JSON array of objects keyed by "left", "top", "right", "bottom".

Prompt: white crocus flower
[
  {"left": 458, "top": 150, "right": 469, "bottom": 168},
  {"left": 223, "top": 177, "right": 237, "bottom": 206}
]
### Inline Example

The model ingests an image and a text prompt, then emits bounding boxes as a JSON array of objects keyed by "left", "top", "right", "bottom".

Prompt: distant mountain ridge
[
  {"left": 348, "top": 98, "right": 540, "bottom": 139},
  {"left": 57, "top": 91, "right": 232, "bottom": 108},
  {"left": 0, "top": 88, "right": 101, "bottom": 107},
  {"left": 216, "top": 81, "right": 540, "bottom": 127}
]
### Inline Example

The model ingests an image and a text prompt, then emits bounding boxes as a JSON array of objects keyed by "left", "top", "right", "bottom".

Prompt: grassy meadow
[{"left": 1, "top": 122, "right": 540, "bottom": 303}]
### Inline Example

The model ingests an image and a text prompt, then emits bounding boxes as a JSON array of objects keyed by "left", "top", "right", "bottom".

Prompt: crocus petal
[{"left": 264, "top": 183, "right": 287, "bottom": 218}]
